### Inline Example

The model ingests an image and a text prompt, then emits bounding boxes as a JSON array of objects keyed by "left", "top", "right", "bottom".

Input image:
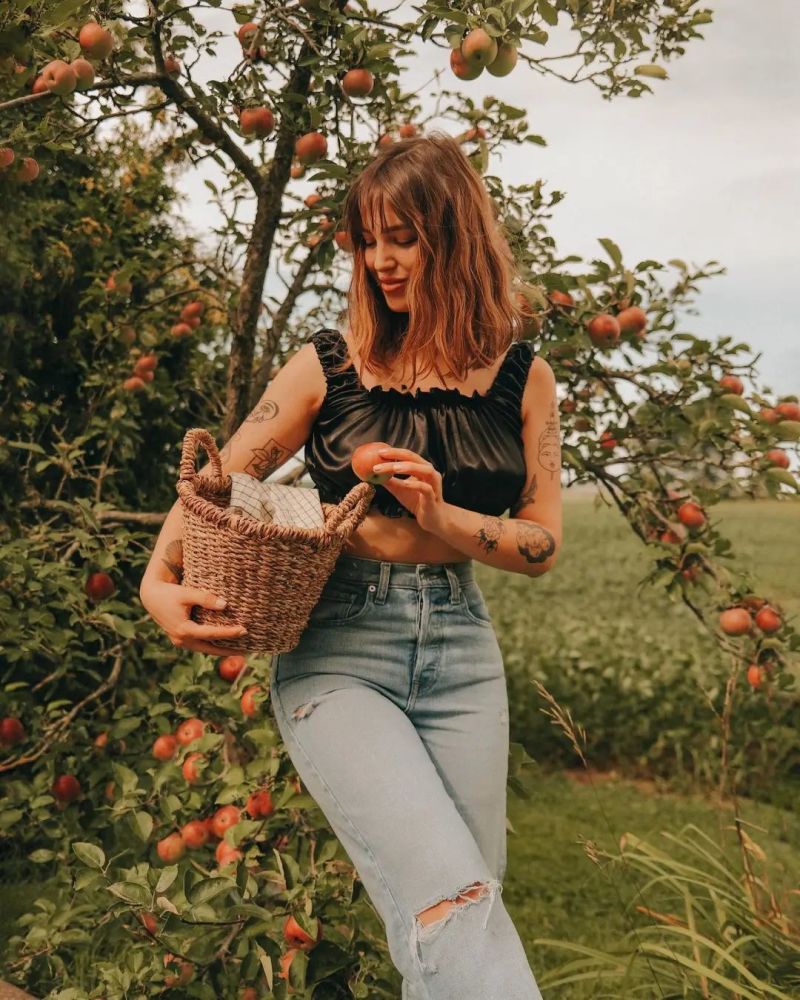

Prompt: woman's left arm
[
  {"left": 373, "top": 356, "right": 563, "bottom": 578},
  {"left": 435, "top": 356, "right": 563, "bottom": 578}
]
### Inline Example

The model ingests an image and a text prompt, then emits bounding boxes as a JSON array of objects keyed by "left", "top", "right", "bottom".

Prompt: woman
[{"left": 140, "top": 131, "right": 561, "bottom": 999}]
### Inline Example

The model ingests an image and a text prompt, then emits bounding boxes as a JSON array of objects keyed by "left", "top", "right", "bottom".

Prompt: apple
[
  {"left": 376, "top": 132, "right": 396, "bottom": 148},
  {"left": 123, "top": 376, "right": 146, "bottom": 392},
  {"left": 754, "top": 606, "right": 782, "bottom": 633},
  {"left": 13, "top": 157, "right": 40, "bottom": 182},
  {"left": 238, "top": 21, "right": 260, "bottom": 47},
  {"left": 163, "top": 954, "right": 194, "bottom": 987},
  {"left": 461, "top": 27, "right": 498, "bottom": 68},
  {"left": 450, "top": 48, "right": 483, "bottom": 81},
  {"left": 587, "top": 313, "right": 621, "bottom": 348},
  {"left": 70, "top": 58, "right": 95, "bottom": 90},
  {"left": 93, "top": 731, "right": 109, "bottom": 750},
  {"left": 104, "top": 780, "right": 116, "bottom": 803},
  {"left": 549, "top": 290, "right": 575, "bottom": 309},
  {"left": 52, "top": 774, "right": 81, "bottom": 803},
  {"left": 462, "top": 126, "right": 487, "bottom": 141},
  {"left": 41, "top": 60, "right": 77, "bottom": 96},
  {"left": 180, "top": 300, "right": 203, "bottom": 321},
  {"left": 246, "top": 788, "right": 274, "bottom": 819},
  {"left": 182, "top": 751, "right": 206, "bottom": 783},
  {"left": 290, "top": 162, "right": 305, "bottom": 179},
  {"left": 617, "top": 306, "right": 648, "bottom": 338},
  {"left": 240, "top": 106, "right": 274, "bottom": 138},
  {"left": 176, "top": 718, "right": 205, "bottom": 746},
  {"left": 140, "top": 911, "right": 158, "bottom": 935},
  {"left": 241, "top": 988, "right": 258, "bottom": 1000},
  {"left": 241, "top": 685, "right": 263, "bottom": 718},
  {"left": 334, "top": 230, "right": 354, "bottom": 252},
  {"left": 152, "top": 734, "right": 177, "bottom": 761},
  {"left": 156, "top": 832, "right": 186, "bottom": 864},
  {"left": 170, "top": 322, "right": 193, "bottom": 338},
  {"left": 486, "top": 41, "right": 518, "bottom": 77},
  {"left": 295, "top": 131, "right": 328, "bottom": 165},
  {"left": 105, "top": 272, "right": 132, "bottom": 295},
  {"left": 775, "top": 401, "right": 800, "bottom": 421},
  {"left": 211, "top": 805, "right": 241, "bottom": 838},
  {"left": 215, "top": 840, "right": 243, "bottom": 868},
  {"left": 676, "top": 501, "right": 706, "bottom": 528},
  {"left": 599, "top": 430, "right": 617, "bottom": 451},
  {"left": 79, "top": 21, "right": 115, "bottom": 60},
  {"left": 283, "top": 913, "right": 322, "bottom": 951},
  {"left": 719, "top": 374, "right": 744, "bottom": 395},
  {"left": 351, "top": 441, "right": 394, "bottom": 485},
  {"left": 765, "top": 448, "right": 789, "bottom": 469},
  {"left": 719, "top": 607, "right": 752, "bottom": 636},
  {"left": 746, "top": 664, "right": 764, "bottom": 689},
  {"left": 32, "top": 76, "right": 48, "bottom": 95},
  {"left": 398, "top": 122, "right": 418, "bottom": 138},
  {"left": 163, "top": 55, "right": 181, "bottom": 78},
  {"left": 0, "top": 717, "right": 25, "bottom": 746},
  {"left": 181, "top": 819, "right": 210, "bottom": 849},
  {"left": 85, "top": 571, "right": 114, "bottom": 602},
  {"left": 341, "top": 68, "right": 374, "bottom": 97},
  {"left": 0, "top": 148, "right": 15, "bottom": 170},
  {"left": 134, "top": 354, "right": 158, "bottom": 377},
  {"left": 278, "top": 947, "right": 299, "bottom": 982},
  {"left": 218, "top": 654, "right": 247, "bottom": 682}
]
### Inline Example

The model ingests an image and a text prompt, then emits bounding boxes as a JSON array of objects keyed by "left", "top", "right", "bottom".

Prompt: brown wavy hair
[{"left": 329, "top": 130, "right": 528, "bottom": 385}]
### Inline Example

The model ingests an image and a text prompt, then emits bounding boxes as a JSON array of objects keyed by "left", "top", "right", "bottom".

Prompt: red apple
[
  {"left": 13, "top": 157, "right": 40, "bottom": 182},
  {"left": 351, "top": 441, "right": 394, "bottom": 485},
  {"left": 461, "top": 27, "right": 498, "bottom": 69},
  {"left": 211, "top": 805, "right": 241, "bottom": 839},
  {"left": 617, "top": 305, "right": 648, "bottom": 338},
  {"left": 719, "top": 607, "right": 752, "bottom": 636},
  {"left": 290, "top": 162, "right": 305, "bottom": 179},
  {"left": 599, "top": 430, "right": 618, "bottom": 451},
  {"left": 754, "top": 606, "right": 782, "bottom": 633},
  {"left": 0, "top": 717, "right": 25, "bottom": 747},
  {"left": 152, "top": 734, "right": 178, "bottom": 761},
  {"left": 163, "top": 55, "right": 181, "bottom": 78},
  {"left": 176, "top": 718, "right": 205, "bottom": 747},
  {"left": 486, "top": 41, "right": 518, "bottom": 77},
  {"left": 85, "top": 571, "right": 115, "bottom": 602},
  {"left": 294, "top": 131, "right": 328, "bottom": 165},
  {"left": 182, "top": 751, "right": 206, "bottom": 783},
  {"left": 549, "top": 290, "right": 575, "bottom": 309},
  {"left": 180, "top": 300, "right": 203, "bottom": 322},
  {"left": 163, "top": 954, "right": 194, "bottom": 987},
  {"left": 218, "top": 654, "right": 247, "bottom": 682},
  {"left": 123, "top": 376, "right": 146, "bottom": 392},
  {"left": 746, "top": 664, "right": 764, "bottom": 689},
  {"left": 41, "top": 59, "right": 77, "bottom": 96},
  {"left": 240, "top": 106, "right": 275, "bottom": 138},
  {"left": 398, "top": 122, "right": 418, "bottom": 138},
  {"left": 134, "top": 353, "right": 158, "bottom": 377},
  {"left": 181, "top": 819, "right": 210, "bottom": 849},
  {"left": 341, "top": 68, "right": 374, "bottom": 97},
  {"left": 765, "top": 448, "right": 790, "bottom": 469},
  {"left": 278, "top": 948, "right": 299, "bottom": 982},
  {"left": 140, "top": 911, "right": 158, "bottom": 935},
  {"left": 79, "top": 22, "right": 115, "bottom": 60},
  {"left": 52, "top": 774, "right": 81, "bottom": 803},
  {"left": 240, "top": 685, "right": 263, "bottom": 718},
  {"left": 676, "top": 501, "right": 706, "bottom": 528},
  {"left": 719, "top": 374, "right": 744, "bottom": 395},
  {"left": 170, "top": 322, "right": 193, "bottom": 338},
  {"left": 334, "top": 230, "right": 354, "bottom": 252},
  {"left": 70, "top": 58, "right": 95, "bottom": 90},
  {"left": 587, "top": 313, "right": 621, "bottom": 349},
  {"left": 245, "top": 788, "right": 274, "bottom": 819},
  {"left": 775, "top": 401, "right": 800, "bottom": 421},
  {"left": 283, "top": 913, "right": 322, "bottom": 951},
  {"left": 156, "top": 832, "right": 186, "bottom": 864},
  {"left": 215, "top": 840, "right": 243, "bottom": 868},
  {"left": 0, "top": 148, "right": 15, "bottom": 170},
  {"left": 450, "top": 47, "right": 483, "bottom": 81}
]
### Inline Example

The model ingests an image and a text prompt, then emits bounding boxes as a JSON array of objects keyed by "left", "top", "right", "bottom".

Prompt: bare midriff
[{"left": 341, "top": 508, "right": 471, "bottom": 565}]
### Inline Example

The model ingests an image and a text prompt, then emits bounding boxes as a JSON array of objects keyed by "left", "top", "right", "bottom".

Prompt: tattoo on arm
[
  {"left": 244, "top": 439, "right": 293, "bottom": 479},
  {"left": 245, "top": 397, "right": 279, "bottom": 423},
  {"left": 515, "top": 521, "right": 556, "bottom": 565},
  {"left": 537, "top": 399, "right": 560, "bottom": 477},
  {"left": 510, "top": 472, "right": 538, "bottom": 517},
  {"left": 161, "top": 539, "right": 184, "bottom": 584},
  {"left": 473, "top": 515, "right": 504, "bottom": 554}
]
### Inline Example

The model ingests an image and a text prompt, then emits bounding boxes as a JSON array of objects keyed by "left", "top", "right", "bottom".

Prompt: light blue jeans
[{"left": 269, "top": 555, "right": 543, "bottom": 999}]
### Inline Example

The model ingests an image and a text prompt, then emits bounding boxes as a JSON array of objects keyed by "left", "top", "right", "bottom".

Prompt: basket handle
[{"left": 179, "top": 428, "right": 223, "bottom": 482}]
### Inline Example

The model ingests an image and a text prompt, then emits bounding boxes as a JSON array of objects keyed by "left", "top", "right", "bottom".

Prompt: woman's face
[{"left": 362, "top": 203, "right": 419, "bottom": 313}]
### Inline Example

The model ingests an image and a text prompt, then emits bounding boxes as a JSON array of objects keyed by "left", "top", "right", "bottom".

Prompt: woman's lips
[{"left": 380, "top": 279, "right": 407, "bottom": 292}]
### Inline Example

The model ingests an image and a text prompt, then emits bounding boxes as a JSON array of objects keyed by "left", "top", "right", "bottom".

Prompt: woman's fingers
[
  {"left": 184, "top": 639, "right": 250, "bottom": 657},
  {"left": 182, "top": 621, "right": 248, "bottom": 640}
]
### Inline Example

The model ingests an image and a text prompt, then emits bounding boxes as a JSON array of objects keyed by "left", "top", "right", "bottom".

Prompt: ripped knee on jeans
[
  {"left": 291, "top": 689, "right": 338, "bottom": 720},
  {"left": 409, "top": 878, "right": 503, "bottom": 975}
]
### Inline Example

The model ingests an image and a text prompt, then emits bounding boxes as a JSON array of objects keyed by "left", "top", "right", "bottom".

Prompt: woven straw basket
[{"left": 176, "top": 428, "right": 376, "bottom": 654}]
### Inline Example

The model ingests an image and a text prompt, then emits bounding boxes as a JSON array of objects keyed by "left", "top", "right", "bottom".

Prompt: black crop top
[{"left": 304, "top": 328, "right": 536, "bottom": 520}]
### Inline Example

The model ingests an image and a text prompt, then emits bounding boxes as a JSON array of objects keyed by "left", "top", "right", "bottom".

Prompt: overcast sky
[{"left": 172, "top": 0, "right": 799, "bottom": 402}]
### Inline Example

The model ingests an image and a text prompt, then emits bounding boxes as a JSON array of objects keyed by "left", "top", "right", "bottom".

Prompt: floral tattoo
[
  {"left": 516, "top": 521, "right": 556, "bottom": 565},
  {"left": 473, "top": 515, "right": 504, "bottom": 554},
  {"left": 162, "top": 539, "right": 184, "bottom": 583}
]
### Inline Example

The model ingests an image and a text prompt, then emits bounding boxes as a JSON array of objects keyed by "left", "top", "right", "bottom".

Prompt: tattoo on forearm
[
  {"left": 244, "top": 439, "right": 293, "bottom": 479},
  {"left": 161, "top": 539, "right": 184, "bottom": 583},
  {"left": 516, "top": 521, "right": 556, "bottom": 565},
  {"left": 510, "top": 472, "right": 538, "bottom": 517},
  {"left": 537, "top": 399, "right": 560, "bottom": 476},
  {"left": 473, "top": 515, "right": 504, "bottom": 554},
  {"left": 245, "top": 397, "right": 279, "bottom": 423}
]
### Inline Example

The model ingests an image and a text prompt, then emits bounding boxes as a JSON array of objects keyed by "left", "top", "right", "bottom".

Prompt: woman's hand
[
  {"left": 139, "top": 579, "right": 248, "bottom": 657},
  {"left": 371, "top": 446, "right": 453, "bottom": 536}
]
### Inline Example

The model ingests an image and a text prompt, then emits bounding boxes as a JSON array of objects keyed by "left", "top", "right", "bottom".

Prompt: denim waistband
[{"left": 330, "top": 554, "right": 476, "bottom": 592}]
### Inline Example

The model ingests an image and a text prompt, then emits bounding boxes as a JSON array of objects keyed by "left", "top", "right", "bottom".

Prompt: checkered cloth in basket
[{"left": 228, "top": 471, "right": 326, "bottom": 529}]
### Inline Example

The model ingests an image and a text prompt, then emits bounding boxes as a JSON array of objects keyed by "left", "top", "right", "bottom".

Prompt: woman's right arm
[{"left": 139, "top": 339, "right": 327, "bottom": 656}]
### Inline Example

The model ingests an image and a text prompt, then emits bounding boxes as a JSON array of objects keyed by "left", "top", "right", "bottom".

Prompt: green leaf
[
  {"left": 48, "top": 0, "right": 86, "bottom": 23},
  {"left": 155, "top": 866, "right": 179, "bottom": 893},
  {"left": 719, "top": 393, "right": 751, "bottom": 414},
  {"left": 30, "top": 848, "right": 56, "bottom": 863},
  {"left": 72, "top": 842, "right": 106, "bottom": 870},
  {"left": 108, "top": 881, "right": 151, "bottom": 906},
  {"left": 186, "top": 876, "right": 236, "bottom": 905},
  {"left": 6, "top": 440, "right": 47, "bottom": 454},
  {"left": 0, "top": 809, "right": 24, "bottom": 831},
  {"left": 598, "top": 238, "right": 623, "bottom": 271},
  {"left": 775, "top": 420, "right": 800, "bottom": 441},
  {"left": 537, "top": 0, "right": 559, "bottom": 26},
  {"left": 765, "top": 467, "right": 798, "bottom": 491},
  {"left": 131, "top": 811, "right": 154, "bottom": 842}
]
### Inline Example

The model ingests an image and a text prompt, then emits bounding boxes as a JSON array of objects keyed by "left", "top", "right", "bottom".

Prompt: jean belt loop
[
  {"left": 444, "top": 564, "right": 461, "bottom": 605},
  {"left": 375, "top": 561, "right": 391, "bottom": 604}
]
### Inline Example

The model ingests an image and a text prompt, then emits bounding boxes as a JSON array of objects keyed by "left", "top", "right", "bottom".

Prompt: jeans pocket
[
  {"left": 307, "top": 580, "right": 373, "bottom": 626},
  {"left": 459, "top": 580, "right": 493, "bottom": 628}
]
